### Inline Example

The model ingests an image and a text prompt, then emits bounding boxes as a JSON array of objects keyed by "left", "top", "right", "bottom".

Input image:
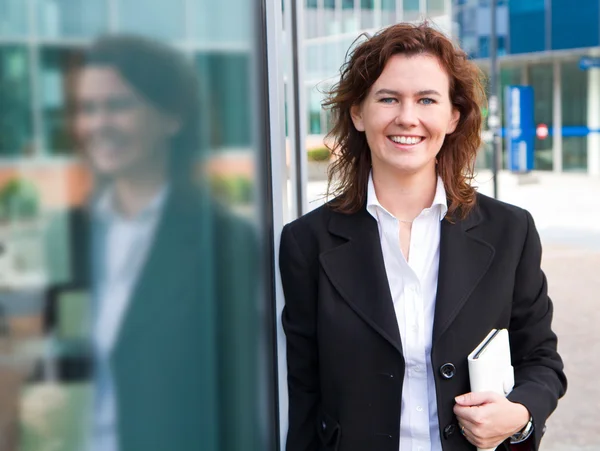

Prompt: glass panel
[
  {"left": 404, "top": 0, "right": 421, "bottom": 21},
  {"left": 308, "top": 86, "right": 322, "bottom": 135},
  {"left": 0, "top": 0, "right": 28, "bottom": 36},
  {"left": 0, "top": 2, "right": 277, "bottom": 451},
  {"left": 306, "top": 42, "right": 322, "bottom": 80},
  {"left": 36, "top": 0, "right": 107, "bottom": 38},
  {"left": 561, "top": 61, "right": 587, "bottom": 171},
  {"left": 324, "top": 5, "right": 339, "bottom": 35},
  {"left": 305, "top": 3, "right": 319, "bottom": 38},
  {"left": 193, "top": 0, "right": 252, "bottom": 44},
  {"left": 428, "top": 0, "right": 446, "bottom": 16},
  {"left": 117, "top": 0, "right": 185, "bottom": 40},
  {"left": 195, "top": 53, "right": 251, "bottom": 149},
  {"left": 497, "top": 66, "right": 523, "bottom": 170},
  {"left": 529, "top": 64, "right": 553, "bottom": 170},
  {"left": 0, "top": 45, "right": 32, "bottom": 156},
  {"left": 39, "top": 46, "right": 83, "bottom": 155},
  {"left": 342, "top": 6, "right": 358, "bottom": 32},
  {"left": 381, "top": 0, "right": 396, "bottom": 26},
  {"left": 360, "top": 0, "right": 375, "bottom": 29}
]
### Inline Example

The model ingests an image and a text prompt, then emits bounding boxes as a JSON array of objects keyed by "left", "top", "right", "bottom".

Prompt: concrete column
[
  {"left": 552, "top": 61, "right": 563, "bottom": 173},
  {"left": 588, "top": 67, "right": 600, "bottom": 176}
]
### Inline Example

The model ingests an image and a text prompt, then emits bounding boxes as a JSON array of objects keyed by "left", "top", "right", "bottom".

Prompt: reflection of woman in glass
[
  {"left": 67, "top": 36, "right": 255, "bottom": 451},
  {"left": 279, "top": 24, "right": 566, "bottom": 451}
]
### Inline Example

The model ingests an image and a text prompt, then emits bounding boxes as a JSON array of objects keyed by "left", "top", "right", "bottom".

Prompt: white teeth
[{"left": 391, "top": 136, "right": 421, "bottom": 145}]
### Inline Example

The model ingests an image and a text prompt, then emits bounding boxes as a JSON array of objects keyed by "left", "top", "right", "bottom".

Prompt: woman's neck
[{"left": 371, "top": 167, "right": 438, "bottom": 222}]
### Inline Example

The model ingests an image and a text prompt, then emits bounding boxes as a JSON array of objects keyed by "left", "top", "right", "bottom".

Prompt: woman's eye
[
  {"left": 380, "top": 97, "right": 396, "bottom": 104},
  {"left": 420, "top": 98, "right": 435, "bottom": 105}
]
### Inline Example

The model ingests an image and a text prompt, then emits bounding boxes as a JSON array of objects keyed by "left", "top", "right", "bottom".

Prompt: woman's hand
[{"left": 453, "top": 392, "right": 530, "bottom": 449}]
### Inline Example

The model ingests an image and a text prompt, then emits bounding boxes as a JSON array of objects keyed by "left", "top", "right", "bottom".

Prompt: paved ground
[{"left": 307, "top": 170, "right": 600, "bottom": 450}]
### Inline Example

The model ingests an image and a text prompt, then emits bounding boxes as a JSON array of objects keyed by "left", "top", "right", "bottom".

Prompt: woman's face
[
  {"left": 73, "top": 66, "right": 179, "bottom": 179},
  {"left": 351, "top": 53, "right": 460, "bottom": 180}
]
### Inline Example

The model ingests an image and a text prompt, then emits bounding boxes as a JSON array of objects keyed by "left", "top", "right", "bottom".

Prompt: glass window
[
  {"left": 324, "top": 4, "right": 339, "bottom": 35},
  {"left": 552, "top": 0, "right": 600, "bottom": 50},
  {"left": 0, "top": 0, "right": 28, "bottom": 36},
  {"left": 0, "top": 45, "right": 32, "bottom": 156},
  {"left": 561, "top": 61, "right": 587, "bottom": 171},
  {"left": 306, "top": 0, "right": 318, "bottom": 7},
  {"left": 497, "top": 66, "right": 523, "bottom": 169},
  {"left": 305, "top": 42, "right": 322, "bottom": 80},
  {"left": 39, "top": 47, "right": 83, "bottom": 155},
  {"left": 118, "top": 0, "right": 185, "bottom": 40},
  {"left": 404, "top": 0, "right": 421, "bottom": 21},
  {"left": 36, "top": 0, "right": 107, "bottom": 38},
  {"left": 360, "top": 0, "right": 375, "bottom": 29},
  {"left": 381, "top": 0, "right": 396, "bottom": 26},
  {"left": 193, "top": 0, "right": 252, "bottom": 44},
  {"left": 509, "top": 0, "right": 546, "bottom": 53},
  {"left": 428, "top": 0, "right": 446, "bottom": 16},
  {"left": 478, "top": 36, "right": 490, "bottom": 58},
  {"left": 308, "top": 86, "right": 322, "bottom": 135},
  {"left": 195, "top": 53, "right": 251, "bottom": 149},
  {"left": 0, "top": 3, "right": 277, "bottom": 451},
  {"left": 305, "top": 4, "right": 319, "bottom": 38},
  {"left": 342, "top": 0, "right": 355, "bottom": 8},
  {"left": 324, "top": 0, "right": 335, "bottom": 8},
  {"left": 529, "top": 64, "right": 553, "bottom": 170}
]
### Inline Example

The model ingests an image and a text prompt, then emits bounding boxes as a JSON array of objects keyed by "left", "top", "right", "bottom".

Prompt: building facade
[{"left": 454, "top": 0, "right": 600, "bottom": 175}]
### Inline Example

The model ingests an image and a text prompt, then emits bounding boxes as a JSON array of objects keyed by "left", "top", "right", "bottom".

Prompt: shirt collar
[
  {"left": 94, "top": 184, "right": 170, "bottom": 223},
  {"left": 366, "top": 171, "right": 448, "bottom": 222}
]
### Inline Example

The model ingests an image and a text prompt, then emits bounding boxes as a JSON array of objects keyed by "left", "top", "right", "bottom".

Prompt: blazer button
[
  {"left": 443, "top": 424, "right": 456, "bottom": 439},
  {"left": 321, "top": 420, "right": 327, "bottom": 431},
  {"left": 439, "top": 363, "right": 456, "bottom": 379}
]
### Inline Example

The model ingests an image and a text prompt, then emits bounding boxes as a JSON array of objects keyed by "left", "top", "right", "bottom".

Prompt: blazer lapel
[
  {"left": 320, "top": 208, "right": 403, "bottom": 355},
  {"left": 432, "top": 206, "right": 495, "bottom": 344}
]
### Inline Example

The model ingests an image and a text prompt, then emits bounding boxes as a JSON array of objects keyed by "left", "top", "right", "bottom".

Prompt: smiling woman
[
  {"left": 279, "top": 22, "right": 566, "bottom": 451},
  {"left": 349, "top": 54, "right": 460, "bottom": 195}
]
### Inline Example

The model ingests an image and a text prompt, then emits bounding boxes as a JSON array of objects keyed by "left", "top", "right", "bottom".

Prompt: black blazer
[{"left": 279, "top": 192, "right": 566, "bottom": 451}]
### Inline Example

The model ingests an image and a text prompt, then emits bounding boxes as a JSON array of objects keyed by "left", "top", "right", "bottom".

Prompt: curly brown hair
[{"left": 323, "top": 22, "right": 486, "bottom": 220}]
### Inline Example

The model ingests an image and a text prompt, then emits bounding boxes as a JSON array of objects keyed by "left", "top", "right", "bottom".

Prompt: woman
[{"left": 279, "top": 23, "right": 566, "bottom": 451}]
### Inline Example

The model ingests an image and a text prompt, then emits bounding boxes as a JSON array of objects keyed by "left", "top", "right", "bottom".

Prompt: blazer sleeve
[
  {"left": 506, "top": 210, "right": 567, "bottom": 450},
  {"left": 279, "top": 223, "right": 320, "bottom": 451}
]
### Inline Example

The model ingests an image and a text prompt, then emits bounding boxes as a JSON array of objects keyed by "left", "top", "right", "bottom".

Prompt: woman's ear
[
  {"left": 350, "top": 104, "right": 365, "bottom": 132},
  {"left": 446, "top": 107, "right": 460, "bottom": 134}
]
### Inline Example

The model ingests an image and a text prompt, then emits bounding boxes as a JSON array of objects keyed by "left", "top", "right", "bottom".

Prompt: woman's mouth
[{"left": 388, "top": 135, "right": 424, "bottom": 146}]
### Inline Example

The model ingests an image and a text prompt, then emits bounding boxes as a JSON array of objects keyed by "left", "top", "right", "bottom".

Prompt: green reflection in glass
[
  {"left": 0, "top": 45, "right": 32, "bottom": 155},
  {"left": 39, "top": 46, "right": 83, "bottom": 155}
]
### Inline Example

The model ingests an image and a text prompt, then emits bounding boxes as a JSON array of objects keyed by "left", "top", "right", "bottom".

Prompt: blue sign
[
  {"left": 504, "top": 85, "right": 534, "bottom": 172},
  {"left": 579, "top": 57, "right": 600, "bottom": 70}
]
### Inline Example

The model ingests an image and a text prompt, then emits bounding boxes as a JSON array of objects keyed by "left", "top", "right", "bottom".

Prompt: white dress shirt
[
  {"left": 366, "top": 172, "right": 447, "bottom": 451},
  {"left": 90, "top": 185, "right": 168, "bottom": 451}
]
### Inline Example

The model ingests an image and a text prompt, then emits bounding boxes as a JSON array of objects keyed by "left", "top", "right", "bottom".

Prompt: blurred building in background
[{"left": 454, "top": 0, "right": 600, "bottom": 175}]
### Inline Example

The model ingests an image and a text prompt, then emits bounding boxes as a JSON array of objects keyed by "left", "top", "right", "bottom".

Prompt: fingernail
[{"left": 455, "top": 396, "right": 463, "bottom": 403}]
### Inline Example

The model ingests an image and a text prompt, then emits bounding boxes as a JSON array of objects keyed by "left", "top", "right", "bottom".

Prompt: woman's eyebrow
[{"left": 373, "top": 88, "right": 442, "bottom": 97}]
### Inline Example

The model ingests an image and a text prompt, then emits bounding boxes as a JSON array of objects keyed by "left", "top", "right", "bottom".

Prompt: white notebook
[{"left": 467, "top": 329, "right": 515, "bottom": 451}]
